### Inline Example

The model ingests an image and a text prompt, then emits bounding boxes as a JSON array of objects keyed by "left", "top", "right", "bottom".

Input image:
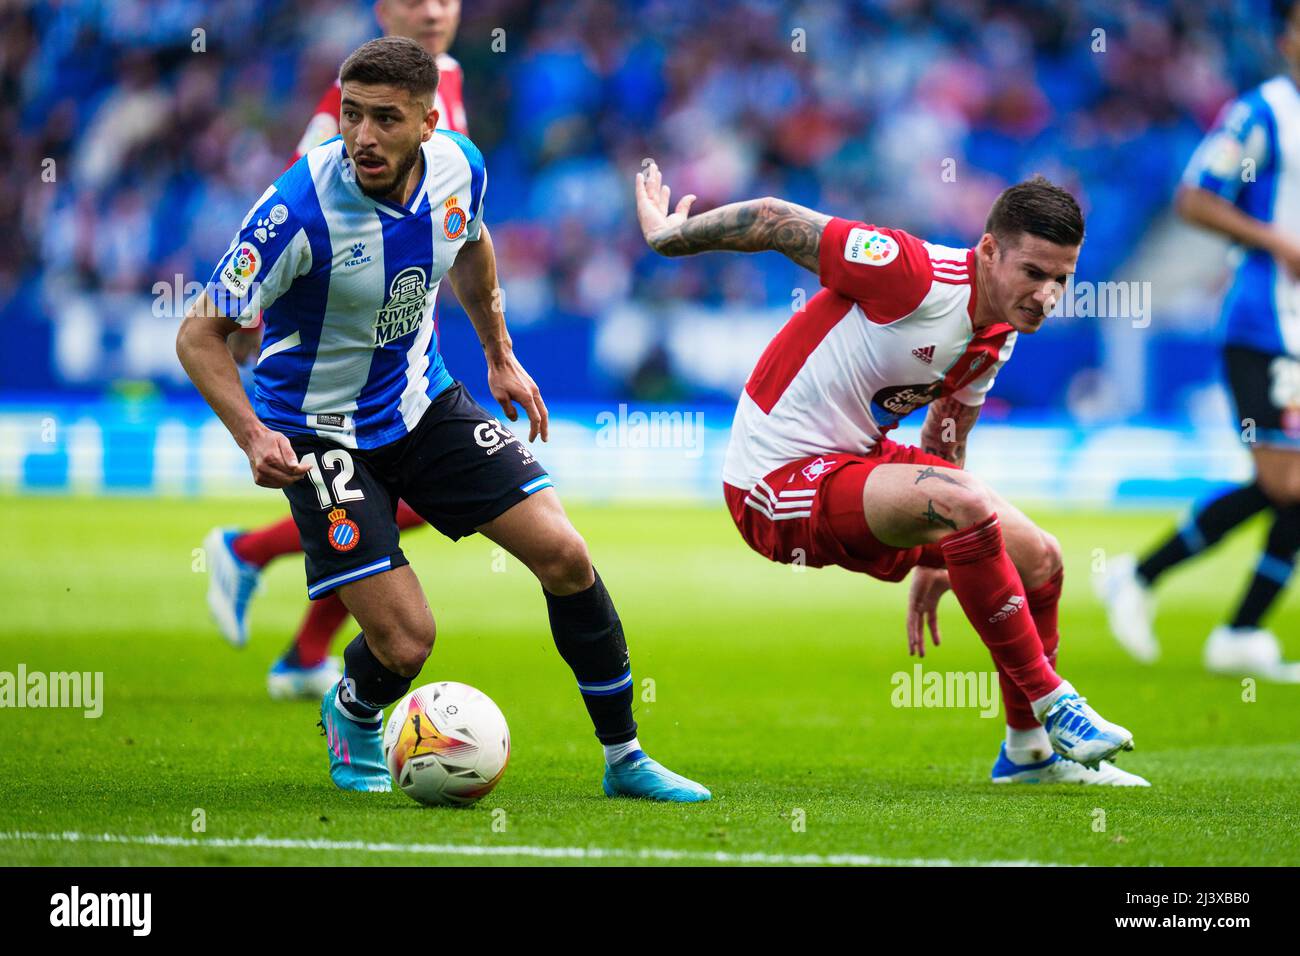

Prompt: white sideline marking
[{"left": 0, "top": 830, "right": 1061, "bottom": 867}]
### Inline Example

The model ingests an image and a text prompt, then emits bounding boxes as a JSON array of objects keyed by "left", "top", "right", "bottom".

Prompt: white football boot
[
  {"left": 1040, "top": 692, "right": 1135, "bottom": 769},
  {"left": 1093, "top": 553, "right": 1159, "bottom": 663},
  {"left": 1204, "top": 627, "right": 1300, "bottom": 683},
  {"left": 991, "top": 744, "right": 1150, "bottom": 786}
]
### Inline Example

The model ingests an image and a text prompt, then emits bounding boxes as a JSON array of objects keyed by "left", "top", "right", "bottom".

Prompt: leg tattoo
[
  {"left": 922, "top": 499, "right": 958, "bottom": 531},
  {"left": 914, "top": 466, "right": 961, "bottom": 486}
]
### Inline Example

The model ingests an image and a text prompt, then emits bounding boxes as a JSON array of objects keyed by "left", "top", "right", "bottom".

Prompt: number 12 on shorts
[{"left": 300, "top": 449, "right": 365, "bottom": 509}]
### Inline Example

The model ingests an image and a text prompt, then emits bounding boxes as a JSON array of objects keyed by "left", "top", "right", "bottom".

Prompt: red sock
[
  {"left": 293, "top": 594, "right": 351, "bottom": 667},
  {"left": 232, "top": 515, "right": 303, "bottom": 568},
  {"left": 395, "top": 500, "right": 425, "bottom": 530},
  {"left": 997, "top": 569, "right": 1064, "bottom": 729},
  {"left": 941, "top": 515, "right": 1061, "bottom": 703},
  {"left": 1028, "top": 569, "right": 1063, "bottom": 669}
]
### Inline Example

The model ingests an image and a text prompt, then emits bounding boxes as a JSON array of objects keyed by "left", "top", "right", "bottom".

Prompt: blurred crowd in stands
[{"left": 0, "top": 0, "right": 1287, "bottom": 401}]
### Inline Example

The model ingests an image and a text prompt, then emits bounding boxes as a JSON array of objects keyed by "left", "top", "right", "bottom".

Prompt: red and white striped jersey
[
  {"left": 289, "top": 52, "right": 469, "bottom": 164},
  {"left": 722, "top": 217, "right": 1017, "bottom": 490}
]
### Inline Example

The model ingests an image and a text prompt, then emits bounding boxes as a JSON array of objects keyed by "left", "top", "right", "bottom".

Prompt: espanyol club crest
[
  {"left": 443, "top": 195, "right": 467, "bottom": 240},
  {"left": 327, "top": 507, "right": 360, "bottom": 552}
]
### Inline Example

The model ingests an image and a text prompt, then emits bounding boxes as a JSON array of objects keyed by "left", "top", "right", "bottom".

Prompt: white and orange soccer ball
[{"left": 382, "top": 682, "right": 510, "bottom": 806}]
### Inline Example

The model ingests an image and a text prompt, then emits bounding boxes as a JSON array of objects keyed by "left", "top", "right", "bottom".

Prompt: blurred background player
[
  {"left": 1097, "top": 0, "right": 1300, "bottom": 682},
  {"left": 204, "top": 0, "right": 469, "bottom": 700},
  {"left": 635, "top": 161, "right": 1146, "bottom": 785}
]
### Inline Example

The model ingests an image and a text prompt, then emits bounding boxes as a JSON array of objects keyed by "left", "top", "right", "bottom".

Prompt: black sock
[
  {"left": 338, "top": 632, "right": 412, "bottom": 723},
  {"left": 1230, "top": 503, "right": 1300, "bottom": 630},
  {"left": 544, "top": 569, "right": 637, "bottom": 746},
  {"left": 1137, "top": 483, "right": 1271, "bottom": 585}
]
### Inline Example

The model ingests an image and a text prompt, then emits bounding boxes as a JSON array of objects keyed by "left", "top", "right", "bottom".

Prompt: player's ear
[
  {"left": 977, "top": 232, "right": 999, "bottom": 263},
  {"left": 422, "top": 105, "right": 439, "bottom": 142}
]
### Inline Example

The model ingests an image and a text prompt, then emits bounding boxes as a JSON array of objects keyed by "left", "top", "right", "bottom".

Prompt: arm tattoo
[
  {"left": 922, "top": 499, "right": 958, "bottom": 532},
  {"left": 920, "top": 396, "right": 981, "bottom": 469},
  {"left": 649, "top": 197, "right": 831, "bottom": 273}
]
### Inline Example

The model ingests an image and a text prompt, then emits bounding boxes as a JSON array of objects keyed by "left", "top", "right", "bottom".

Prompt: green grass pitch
[{"left": 3, "top": 495, "right": 1298, "bottom": 866}]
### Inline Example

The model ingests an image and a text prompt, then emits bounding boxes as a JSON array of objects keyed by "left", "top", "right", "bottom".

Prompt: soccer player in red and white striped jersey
[
  {"left": 206, "top": 1, "right": 472, "bottom": 699},
  {"left": 635, "top": 160, "right": 1148, "bottom": 786}
]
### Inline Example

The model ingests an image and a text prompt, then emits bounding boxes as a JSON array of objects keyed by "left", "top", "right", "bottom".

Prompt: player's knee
[
  {"left": 1040, "top": 530, "right": 1063, "bottom": 578},
  {"left": 1274, "top": 473, "right": 1300, "bottom": 505},
  {"left": 1256, "top": 462, "right": 1300, "bottom": 505},
  {"left": 943, "top": 480, "right": 996, "bottom": 529},
  {"left": 369, "top": 613, "right": 435, "bottom": 676},
  {"left": 1018, "top": 529, "right": 1062, "bottom": 588},
  {"left": 535, "top": 532, "right": 594, "bottom": 596},
  {"left": 387, "top": 626, "right": 434, "bottom": 677}
]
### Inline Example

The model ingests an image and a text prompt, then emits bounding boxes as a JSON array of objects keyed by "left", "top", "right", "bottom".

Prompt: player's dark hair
[
  {"left": 1275, "top": 0, "right": 1300, "bottom": 31},
  {"left": 985, "top": 176, "right": 1084, "bottom": 249},
  {"left": 339, "top": 36, "right": 439, "bottom": 104}
]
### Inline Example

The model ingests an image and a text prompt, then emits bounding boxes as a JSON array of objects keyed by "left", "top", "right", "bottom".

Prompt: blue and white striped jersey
[
  {"left": 205, "top": 130, "right": 487, "bottom": 449},
  {"left": 1184, "top": 75, "right": 1300, "bottom": 358}
]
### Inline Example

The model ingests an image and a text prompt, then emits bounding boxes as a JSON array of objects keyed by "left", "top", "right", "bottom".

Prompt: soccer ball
[{"left": 383, "top": 681, "right": 510, "bottom": 807}]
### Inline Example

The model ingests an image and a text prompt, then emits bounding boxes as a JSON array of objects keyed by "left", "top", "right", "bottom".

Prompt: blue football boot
[
  {"left": 318, "top": 682, "right": 391, "bottom": 792},
  {"left": 602, "top": 750, "right": 711, "bottom": 802},
  {"left": 268, "top": 656, "right": 342, "bottom": 701},
  {"left": 203, "top": 527, "right": 261, "bottom": 648}
]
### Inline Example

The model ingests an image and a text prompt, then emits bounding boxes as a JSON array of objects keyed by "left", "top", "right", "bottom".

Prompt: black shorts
[
  {"left": 282, "top": 382, "right": 552, "bottom": 599},
  {"left": 1225, "top": 346, "right": 1300, "bottom": 449}
]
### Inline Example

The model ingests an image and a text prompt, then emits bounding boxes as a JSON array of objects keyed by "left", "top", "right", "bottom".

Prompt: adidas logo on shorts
[{"left": 988, "top": 595, "right": 1025, "bottom": 623}]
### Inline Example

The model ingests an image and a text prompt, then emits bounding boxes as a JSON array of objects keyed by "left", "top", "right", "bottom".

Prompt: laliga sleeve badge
[
  {"left": 443, "top": 195, "right": 467, "bottom": 240},
  {"left": 844, "top": 227, "right": 898, "bottom": 266},
  {"left": 327, "top": 507, "right": 360, "bottom": 552}
]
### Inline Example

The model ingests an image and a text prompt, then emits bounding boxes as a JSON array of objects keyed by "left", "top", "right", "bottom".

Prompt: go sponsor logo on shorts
[{"left": 474, "top": 419, "right": 519, "bottom": 456}]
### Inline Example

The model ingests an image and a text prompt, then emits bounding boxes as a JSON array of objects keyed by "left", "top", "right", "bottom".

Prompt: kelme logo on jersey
[
  {"left": 327, "top": 508, "right": 360, "bottom": 553},
  {"left": 844, "top": 227, "right": 899, "bottom": 267},
  {"left": 443, "top": 195, "right": 467, "bottom": 240},
  {"left": 252, "top": 203, "right": 288, "bottom": 243},
  {"left": 344, "top": 241, "right": 372, "bottom": 268},
  {"left": 219, "top": 244, "right": 261, "bottom": 296},
  {"left": 373, "top": 267, "right": 428, "bottom": 346}
]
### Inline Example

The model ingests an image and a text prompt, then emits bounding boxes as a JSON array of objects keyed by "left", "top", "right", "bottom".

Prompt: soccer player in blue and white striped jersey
[
  {"left": 1098, "top": 0, "right": 1300, "bottom": 682},
  {"left": 177, "top": 38, "right": 709, "bottom": 801}
]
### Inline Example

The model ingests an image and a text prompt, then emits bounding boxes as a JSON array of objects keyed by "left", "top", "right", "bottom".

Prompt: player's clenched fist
[
  {"left": 635, "top": 159, "right": 696, "bottom": 252},
  {"left": 243, "top": 427, "right": 311, "bottom": 488}
]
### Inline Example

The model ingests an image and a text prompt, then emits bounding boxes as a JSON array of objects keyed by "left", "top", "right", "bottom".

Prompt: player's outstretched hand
[
  {"left": 907, "top": 566, "right": 949, "bottom": 657},
  {"left": 489, "top": 353, "right": 549, "bottom": 443},
  {"left": 245, "top": 427, "right": 311, "bottom": 488},
  {"left": 635, "top": 159, "right": 696, "bottom": 252}
]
